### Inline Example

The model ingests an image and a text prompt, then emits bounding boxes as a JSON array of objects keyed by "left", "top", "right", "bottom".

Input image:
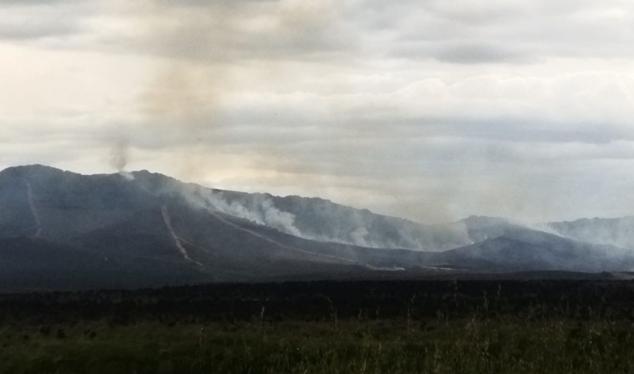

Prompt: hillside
[{"left": 0, "top": 165, "right": 633, "bottom": 290}]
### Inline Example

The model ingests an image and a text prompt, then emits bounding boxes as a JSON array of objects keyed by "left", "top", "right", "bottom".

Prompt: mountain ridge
[{"left": 1, "top": 164, "right": 633, "bottom": 290}]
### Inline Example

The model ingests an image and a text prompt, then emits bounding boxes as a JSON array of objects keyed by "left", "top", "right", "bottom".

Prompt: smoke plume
[
  {"left": 109, "top": 139, "right": 129, "bottom": 172},
  {"left": 103, "top": 0, "right": 348, "bottom": 178},
  {"left": 182, "top": 187, "right": 303, "bottom": 238}
]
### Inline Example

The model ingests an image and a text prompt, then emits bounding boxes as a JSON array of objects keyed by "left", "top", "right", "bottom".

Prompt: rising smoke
[
  {"left": 103, "top": 0, "right": 386, "bottom": 238},
  {"left": 109, "top": 139, "right": 129, "bottom": 172},
  {"left": 103, "top": 1, "right": 523, "bottom": 228},
  {"left": 171, "top": 181, "right": 475, "bottom": 251},
  {"left": 106, "top": 0, "right": 344, "bottom": 177},
  {"left": 182, "top": 186, "right": 303, "bottom": 238}
]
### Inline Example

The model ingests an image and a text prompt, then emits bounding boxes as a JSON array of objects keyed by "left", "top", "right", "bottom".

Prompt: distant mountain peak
[{"left": 1, "top": 164, "right": 66, "bottom": 176}]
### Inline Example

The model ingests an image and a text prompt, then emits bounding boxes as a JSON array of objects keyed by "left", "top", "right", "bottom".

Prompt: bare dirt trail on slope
[
  {"left": 161, "top": 205, "right": 202, "bottom": 266},
  {"left": 25, "top": 181, "right": 42, "bottom": 237}
]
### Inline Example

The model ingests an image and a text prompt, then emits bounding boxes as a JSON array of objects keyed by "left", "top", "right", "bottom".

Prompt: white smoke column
[
  {"left": 109, "top": 139, "right": 129, "bottom": 172},
  {"left": 178, "top": 184, "right": 477, "bottom": 251},
  {"left": 200, "top": 200, "right": 359, "bottom": 265},
  {"left": 183, "top": 187, "right": 304, "bottom": 238},
  {"left": 350, "top": 227, "right": 370, "bottom": 247},
  {"left": 260, "top": 199, "right": 302, "bottom": 237}
]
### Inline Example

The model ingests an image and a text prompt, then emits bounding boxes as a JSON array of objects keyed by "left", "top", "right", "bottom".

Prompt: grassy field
[{"left": 1, "top": 280, "right": 633, "bottom": 373}]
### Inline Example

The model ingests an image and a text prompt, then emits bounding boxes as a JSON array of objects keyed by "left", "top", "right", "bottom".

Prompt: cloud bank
[{"left": 2, "top": 0, "right": 634, "bottom": 223}]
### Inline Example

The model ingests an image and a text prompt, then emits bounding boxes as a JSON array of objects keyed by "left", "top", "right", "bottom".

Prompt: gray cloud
[
  {"left": 0, "top": 21, "right": 77, "bottom": 40},
  {"left": 434, "top": 43, "right": 531, "bottom": 64},
  {"left": 88, "top": 0, "right": 357, "bottom": 64},
  {"left": 3, "top": 0, "right": 634, "bottom": 223},
  {"left": 0, "top": 0, "right": 89, "bottom": 41},
  {"left": 0, "top": 0, "right": 73, "bottom": 5}
]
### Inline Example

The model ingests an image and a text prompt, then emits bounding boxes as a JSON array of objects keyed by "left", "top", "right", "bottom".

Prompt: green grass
[{"left": 1, "top": 318, "right": 633, "bottom": 374}]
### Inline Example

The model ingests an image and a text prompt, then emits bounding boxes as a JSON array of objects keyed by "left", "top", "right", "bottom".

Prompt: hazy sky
[{"left": 2, "top": 0, "right": 634, "bottom": 223}]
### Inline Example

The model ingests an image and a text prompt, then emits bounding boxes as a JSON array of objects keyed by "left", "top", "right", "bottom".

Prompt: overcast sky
[{"left": 2, "top": 0, "right": 634, "bottom": 223}]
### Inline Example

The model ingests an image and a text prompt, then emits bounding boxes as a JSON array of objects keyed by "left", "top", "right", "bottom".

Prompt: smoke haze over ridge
[{"left": 2, "top": 1, "right": 634, "bottom": 223}]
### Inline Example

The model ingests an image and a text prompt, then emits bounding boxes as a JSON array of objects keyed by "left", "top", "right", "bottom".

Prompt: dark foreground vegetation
[{"left": 1, "top": 279, "right": 634, "bottom": 373}]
